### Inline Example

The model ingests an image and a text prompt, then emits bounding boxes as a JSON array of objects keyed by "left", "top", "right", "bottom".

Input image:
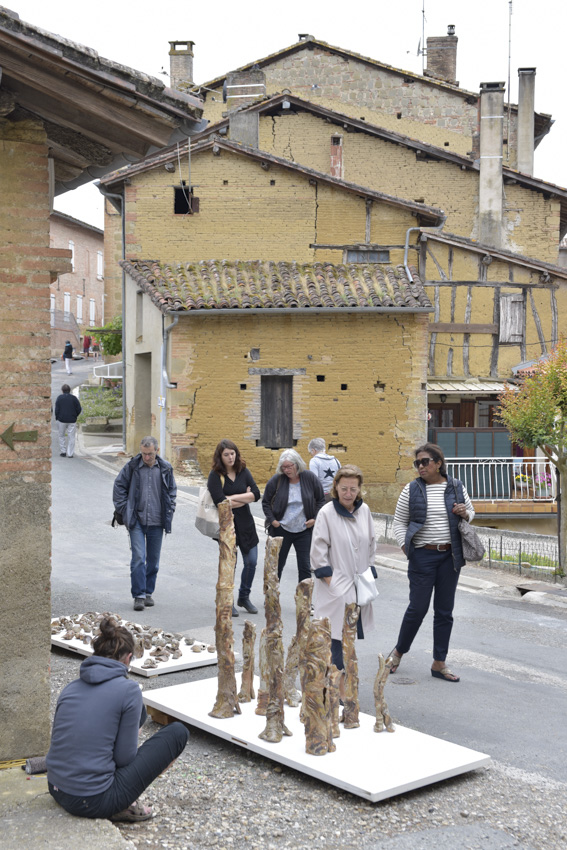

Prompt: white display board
[
  {"left": 143, "top": 676, "right": 490, "bottom": 802},
  {"left": 51, "top": 617, "right": 218, "bottom": 678}
]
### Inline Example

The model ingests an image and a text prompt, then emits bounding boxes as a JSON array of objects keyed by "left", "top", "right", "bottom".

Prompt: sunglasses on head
[{"left": 414, "top": 457, "right": 435, "bottom": 469}]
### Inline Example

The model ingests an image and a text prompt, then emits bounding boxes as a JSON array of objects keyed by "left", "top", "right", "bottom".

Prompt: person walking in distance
[
  {"left": 62, "top": 339, "right": 74, "bottom": 374},
  {"left": 54, "top": 384, "right": 81, "bottom": 458},
  {"left": 308, "top": 438, "right": 341, "bottom": 502},
  {"left": 113, "top": 437, "right": 176, "bottom": 611}
]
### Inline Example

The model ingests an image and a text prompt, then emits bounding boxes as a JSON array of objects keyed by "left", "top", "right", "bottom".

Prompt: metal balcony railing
[
  {"left": 446, "top": 457, "right": 557, "bottom": 502},
  {"left": 93, "top": 361, "right": 123, "bottom": 380}
]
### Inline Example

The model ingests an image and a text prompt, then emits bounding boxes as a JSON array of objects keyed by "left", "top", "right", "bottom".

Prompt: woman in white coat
[{"left": 310, "top": 465, "right": 377, "bottom": 685}]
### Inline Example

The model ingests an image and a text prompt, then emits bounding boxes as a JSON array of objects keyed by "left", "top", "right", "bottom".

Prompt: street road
[{"left": 50, "top": 361, "right": 567, "bottom": 790}]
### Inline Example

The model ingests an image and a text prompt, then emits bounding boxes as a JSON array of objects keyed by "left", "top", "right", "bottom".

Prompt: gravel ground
[{"left": 49, "top": 648, "right": 567, "bottom": 850}]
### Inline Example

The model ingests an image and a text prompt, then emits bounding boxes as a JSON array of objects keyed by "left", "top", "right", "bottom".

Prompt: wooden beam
[{"left": 429, "top": 323, "right": 498, "bottom": 334}]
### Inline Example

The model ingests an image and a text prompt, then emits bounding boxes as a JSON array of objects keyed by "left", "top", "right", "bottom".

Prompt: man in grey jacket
[
  {"left": 308, "top": 438, "right": 341, "bottom": 501},
  {"left": 113, "top": 436, "right": 177, "bottom": 611}
]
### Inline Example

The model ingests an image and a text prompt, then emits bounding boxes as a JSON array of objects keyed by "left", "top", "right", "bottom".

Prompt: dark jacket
[
  {"left": 63, "top": 342, "right": 73, "bottom": 359},
  {"left": 208, "top": 467, "right": 261, "bottom": 554},
  {"left": 46, "top": 655, "right": 143, "bottom": 796},
  {"left": 262, "top": 470, "right": 325, "bottom": 528},
  {"left": 54, "top": 392, "right": 82, "bottom": 423},
  {"left": 113, "top": 454, "right": 176, "bottom": 532},
  {"left": 405, "top": 475, "right": 466, "bottom": 571}
]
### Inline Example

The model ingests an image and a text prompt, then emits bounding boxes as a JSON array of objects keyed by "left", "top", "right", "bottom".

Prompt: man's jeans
[{"left": 129, "top": 521, "right": 163, "bottom": 599}]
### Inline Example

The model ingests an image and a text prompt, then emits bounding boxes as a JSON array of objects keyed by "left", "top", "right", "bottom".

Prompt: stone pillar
[
  {"left": 226, "top": 68, "right": 266, "bottom": 149},
  {"left": 0, "top": 117, "right": 70, "bottom": 758},
  {"left": 479, "top": 82, "right": 505, "bottom": 249},
  {"left": 517, "top": 68, "right": 536, "bottom": 176}
]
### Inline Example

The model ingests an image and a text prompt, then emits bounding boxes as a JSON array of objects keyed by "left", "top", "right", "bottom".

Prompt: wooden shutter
[
  {"left": 499, "top": 294, "right": 524, "bottom": 344},
  {"left": 260, "top": 376, "right": 293, "bottom": 448}
]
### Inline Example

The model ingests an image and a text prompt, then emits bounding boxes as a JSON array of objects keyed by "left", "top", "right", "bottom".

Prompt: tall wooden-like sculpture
[
  {"left": 237, "top": 620, "right": 256, "bottom": 703},
  {"left": 303, "top": 617, "right": 335, "bottom": 755},
  {"left": 259, "top": 536, "right": 291, "bottom": 743},
  {"left": 373, "top": 653, "right": 395, "bottom": 733},
  {"left": 342, "top": 602, "right": 360, "bottom": 729},
  {"left": 328, "top": 665, "right": 341, "bottom": 739},
  {"left": 284, "top": 578, "right": 314, "bottom": 707},
  {"left": 255, "top": 628, "right": 269, "bottom": 715},
  {"left": 209, "top": 500, "right": 241, "bottom": 718}
]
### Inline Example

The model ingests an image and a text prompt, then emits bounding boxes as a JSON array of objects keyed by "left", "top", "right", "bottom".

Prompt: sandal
[
  {"left": 431, "top": 666, "right": 460, "bottom": 682},
  {"left": 111, "top": 801, "right": 153, "bottom": 822},
  {"left": 388, "top": 649, "right": 402, "bottom": 674}
]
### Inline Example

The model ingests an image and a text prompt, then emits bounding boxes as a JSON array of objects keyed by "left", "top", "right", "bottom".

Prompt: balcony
[{"left": 446, "top": 457, "right": 557, "bottom": 518}]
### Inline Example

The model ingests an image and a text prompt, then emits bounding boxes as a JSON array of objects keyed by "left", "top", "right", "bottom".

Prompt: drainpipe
[
  {"left": 404, "top": 215, "right": 447, "bottom": 283},
  {"left": 160, "top": 315, "right": 178, "bottom": 457},
  {"left": 97, "top": 186, "right": 126, "bottom": 450}
]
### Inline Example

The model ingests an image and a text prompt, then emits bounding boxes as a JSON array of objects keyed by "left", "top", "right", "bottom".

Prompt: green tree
[
  {"left": 97, "top": 315, "right": 122, "bottom": 357},
  {"left": 498, "top": 339, "right": 567, "bottom": 568}
]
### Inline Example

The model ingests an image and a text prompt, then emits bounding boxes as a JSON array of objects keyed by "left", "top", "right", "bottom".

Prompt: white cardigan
[{"left": 310, "top": 500, "right": 377, "bottom": 641}]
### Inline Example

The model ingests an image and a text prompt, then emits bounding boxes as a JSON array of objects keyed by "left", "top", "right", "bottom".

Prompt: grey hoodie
[
  {"left": 309, "top": 452, "right": 341, "bottom": 494},
  {"left": 46, "top": 655, "right": 143, "bottom": 796}
]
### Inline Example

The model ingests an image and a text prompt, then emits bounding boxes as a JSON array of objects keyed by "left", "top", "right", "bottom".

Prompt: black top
[
  {"left": 54, "top": 393, "right": 82, "bottom": 423},
  {"left": 262, "top": 470, "right": 325, "bottom": 526},
  {"left": 207, "top": 467, "right": 261, "bottom": 554}
]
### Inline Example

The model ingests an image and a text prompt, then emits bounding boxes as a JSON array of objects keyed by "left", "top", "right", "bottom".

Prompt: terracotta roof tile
[{"left": 120, "top": 259, "right": 432, "bottom": 314}]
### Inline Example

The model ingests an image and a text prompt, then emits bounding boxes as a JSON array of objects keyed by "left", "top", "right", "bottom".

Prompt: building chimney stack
[
  {"left": 225, "top": 67, "right": 266, "bottom": 148},
  {"left": 479, "top": 81, "right": 505, "bottom": 249},
  {"left": 169, "top": 41, "right": 194, "bottom": 91},
  {"left": 425, "top": 25, "right": 458, "bottom": 85},
  {"left": 517, "top": 67, "right": 536, "bottom": 175}
]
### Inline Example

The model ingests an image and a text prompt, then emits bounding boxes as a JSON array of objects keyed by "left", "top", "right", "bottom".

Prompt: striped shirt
[{"left": 393, "top": 481, "right": 475, "bottom": 549}]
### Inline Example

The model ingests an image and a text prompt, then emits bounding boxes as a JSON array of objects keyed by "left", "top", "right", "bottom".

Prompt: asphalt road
[{"left": 50, "top": 360, "right": 567, "bottom": 789}]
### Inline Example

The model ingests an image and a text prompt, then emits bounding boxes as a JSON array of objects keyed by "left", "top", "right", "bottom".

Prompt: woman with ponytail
[{"left": 46, "top": 618, "right": 189, "bottom": 822}]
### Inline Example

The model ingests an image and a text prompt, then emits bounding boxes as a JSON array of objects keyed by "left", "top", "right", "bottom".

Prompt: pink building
[{"left": 49, "top": 211, "right": 104, "bottom": 356}]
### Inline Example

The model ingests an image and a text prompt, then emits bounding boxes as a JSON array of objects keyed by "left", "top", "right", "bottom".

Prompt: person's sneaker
[
  {"left": 60, "top": 453, "right": 66, "bottom": 457},
  {"left": 237, "top": 597, "right": 258, "bottom": 614},
  {"left": 133, "top": 598, "right": 145, "bottom": 611},
  {"left": 144, "top": 595, "right": 154, "bottom": 607}
]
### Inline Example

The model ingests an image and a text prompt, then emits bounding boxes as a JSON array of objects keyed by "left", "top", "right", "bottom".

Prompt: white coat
[{"left": 310, "top": 499, "right": 377, "bottom": 641}]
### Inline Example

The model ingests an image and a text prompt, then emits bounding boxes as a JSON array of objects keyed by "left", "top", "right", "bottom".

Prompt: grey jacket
[{"left": 113, "top": 454, "right": 176, "bottom": 532}]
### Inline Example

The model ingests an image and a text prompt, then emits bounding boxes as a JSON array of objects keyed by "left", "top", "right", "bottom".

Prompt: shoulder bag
[
  {"left": 195, "top": 475, "right": 224, "bottom": 538},
  {"left": 454, "top": 478, "right": 485, "bottom": 562}
]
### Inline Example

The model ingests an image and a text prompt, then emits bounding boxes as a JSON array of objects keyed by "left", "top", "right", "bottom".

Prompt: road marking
[{"left": 449, "top": 649, "right": 567, "bottom": 690}]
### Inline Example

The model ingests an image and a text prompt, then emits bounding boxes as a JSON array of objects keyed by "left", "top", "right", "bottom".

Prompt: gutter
[
  {"left": 164, "top": 306, "right": 434, "bottom": 317},
  {"left": 404, "top": 215, "right": 447, "bottom": 283},
  {"left": 160, "top": 316, "right": 179, "bottom": 455},
  {"left": 97, "top": 186, "right": 126, "bottom": 450}
]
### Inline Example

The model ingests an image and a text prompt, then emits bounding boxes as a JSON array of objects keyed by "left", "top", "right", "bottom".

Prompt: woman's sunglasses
[{"left": 414, "top": 457, "right": 435, "bottom": 469}]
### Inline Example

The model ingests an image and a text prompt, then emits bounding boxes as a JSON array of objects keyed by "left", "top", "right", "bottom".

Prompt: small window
[
  {"left": 270, "top": 179, "right": 276, "bottom": 186},
  {"left": 50, "top": 294, "right": 55, "bottom": 312},
  {"left": 316, "top": 375, "right": 325, "bottom": 382},
  {"left": 260, "top": 376, "right": 293, "bottom": 448},
  {"left": 89, "top": 298, "right": 96, "bottom": 327},
  {"left": 341, "top": 384, "right": 348, "bottom": 391},
  {"left": 174, "top": 185, "right": 199, "bottom": 215},
  {"left": 499, "top": 294, "right": 524, "bottom": 344},
  {"left": 97, "top": 250, "right": 104, "bottom": 279},
  {"left": 76, "top": 294, "right": 83, "bottom": 323},
  {"left": 346, "top": 249, "right": 390, "bottom": 263},
  {"left": 331, "top": 136, "right": 342, "bottom": 146},
  {"left": 240, "top": 383, "right": 247, "bottom": 390},
  {"left": 63, "top": 292, "right": 70, "bottom": 317}
]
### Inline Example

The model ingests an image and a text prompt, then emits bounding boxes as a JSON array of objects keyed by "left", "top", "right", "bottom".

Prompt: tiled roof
[{"left": 120, "top": 259, "right": 433, "bottom": 314}]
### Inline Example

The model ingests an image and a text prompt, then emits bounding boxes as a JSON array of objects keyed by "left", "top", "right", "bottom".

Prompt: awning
[{"left": 427, "top": 379, "right": 513, "bottom": 395}]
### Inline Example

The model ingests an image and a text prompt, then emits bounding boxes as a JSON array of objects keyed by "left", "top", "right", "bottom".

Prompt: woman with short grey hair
[{"left": 262, "top": 449, "right": 325, "bottom": 583}]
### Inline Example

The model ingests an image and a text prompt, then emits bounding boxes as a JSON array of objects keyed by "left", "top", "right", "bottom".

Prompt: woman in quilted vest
[{"left": 390, "top": 443, "right": 474, "bottom": 682}]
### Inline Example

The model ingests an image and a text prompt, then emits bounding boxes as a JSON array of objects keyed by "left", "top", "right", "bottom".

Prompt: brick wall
[{"left": 167, "top": 310, "right": 429, "bottom": 513}]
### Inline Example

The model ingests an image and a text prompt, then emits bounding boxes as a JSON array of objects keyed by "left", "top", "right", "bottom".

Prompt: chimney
[
  {"left": 225, "top": 67, "right": 266, "bottom": 148},
  {"left": 479, "top": 81, "right": 505, "bottom": 249},
  {"left": 517, "top": 67, "right": 536, "bottom": 175},
  {"left": 169, "top": 41, "right": 194, "bottom": 90},
  {"left": 425, "top": 25, "right": 458, "bottom": 85}
]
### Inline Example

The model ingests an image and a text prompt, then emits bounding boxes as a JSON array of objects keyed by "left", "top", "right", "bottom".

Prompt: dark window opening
[
  {"left": 174, "top": 184, "right": 199, "bottom": 215},
  {"left": 341, "top": 384, "right": 348, "bottom": 391},
  {"left": 346, "top": 249, "right": 390, "bottom": 263},
  {"left": 223, "top": 180, "right": 229, "bottom": 185},
  {"left": 259, "top": 375, "right": 293, "bottom": 448},
  {"left": 240, "top": 383, "right": 247, "bottom": 390},
  {"left": 397, "top": 112, "right": 402, "bottom": 119},
  {"left": 316, "top": 375, "right": 325, "bottom": 382},
  {"left": 331, "top": 136, "right": 341, "bottom": 146},
  {"left": 270, "top": 179, "right": 276, "bottom": 186},
  {"left": 250, "top": 348, "right": 260, "bottom": 361}
]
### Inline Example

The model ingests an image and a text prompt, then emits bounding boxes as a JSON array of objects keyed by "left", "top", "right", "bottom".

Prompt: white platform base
[
  {"left": 143, "top": 676, "right": 490, "bottom": 802},
  {"left": 51, "top": 618, "right": 218, "bottom": 678}
]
